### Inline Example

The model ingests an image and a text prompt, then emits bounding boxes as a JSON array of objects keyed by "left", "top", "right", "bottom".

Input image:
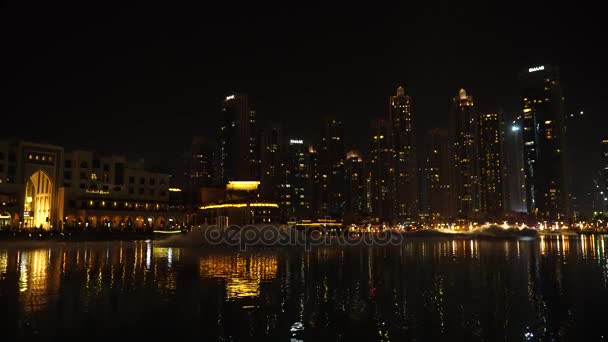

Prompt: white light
[
  {"left": 528, "top": 66, "right": 545, "bottom": 72},
  {"left": 290, "top": 139, "right": 303, "bottom": 144},
  {"left": 225, "top": 95, "right": 235, "bottom": 101},
  {"left": 511, "top": 126, "right": 520, "bottom": 132}
]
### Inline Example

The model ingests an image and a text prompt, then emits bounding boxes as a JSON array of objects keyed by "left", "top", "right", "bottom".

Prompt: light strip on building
[
  {"left": 199, "top": 202, "right": 278, "bottom": 210},
  {"left": 226, "top": 181, "right": 260, "bottom": 191},
  {"left": 168, "top": 188, "right": 182, "bottom": 192}
]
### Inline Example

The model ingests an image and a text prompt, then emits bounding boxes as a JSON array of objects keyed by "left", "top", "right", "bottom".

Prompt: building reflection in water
[
  {"left": 0, "top": 236, "right": 608, "bottom": 339},
  {"left": 199, "top": 253, "right": 278, "bottom": 299}
]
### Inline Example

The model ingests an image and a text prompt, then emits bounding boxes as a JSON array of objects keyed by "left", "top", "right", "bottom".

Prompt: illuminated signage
[
  {"left": 528, "top": 66, "right": 544, "bottom": 72},
  {"left": 289, "top": 139, "right": 303, "bottom": 144},
  {"left": 225, "top": 95, "right": 235, "bottom": 101},
  {"left": 85, "top": 190, "right": 110, "bottom": 195},
  {"left": 168, "top": 188, "right": 182, "bottom": 192}
]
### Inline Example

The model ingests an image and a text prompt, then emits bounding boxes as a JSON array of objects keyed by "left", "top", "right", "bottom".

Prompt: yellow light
[
  {"left": 200, "top": 202, "right": 278, "bottom": 210},
  {"left": 26, "top": 197, "right": 33, "bottom": 203},
  {"left": 523, "top": 108, "right": 532, "bottom": 113},
  {"left": 226, "top": 181, "right": 260, "bottom": 191},
  {"left": 249, "top": 203, "right": 279, "bottom": 207},
  {"left": 85, "top": 190, "right": 110, "bottom": 195},
  {"left": 153, "top": 230, "right": 182, "bottom": 234},
  {"left": 168, "top": 188, "right": 182, "bottom": 192},
  {"left": 297, "top": 223, "right": 342, "bottom": 227}
]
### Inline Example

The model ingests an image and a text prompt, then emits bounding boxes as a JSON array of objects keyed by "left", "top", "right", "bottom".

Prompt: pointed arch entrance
[{"left": 23, "top": 170, "right": 53, "bottom": 229}]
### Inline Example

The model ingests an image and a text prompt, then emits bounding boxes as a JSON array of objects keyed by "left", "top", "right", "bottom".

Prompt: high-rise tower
[
  {"left": 478, "top": 112, "right": 503, "bottom": 218},
  {"left": 520, "top": 65, "right": 570, "bottom": 220},
  {"left": 389, "top": 86, "right": 418, "bottom": 221},
  {"left": 219, "top": 94, "right": 259, "bottom": 183},
  {"left": 449, "top": 89, "right": 481, "bottom": 219}
]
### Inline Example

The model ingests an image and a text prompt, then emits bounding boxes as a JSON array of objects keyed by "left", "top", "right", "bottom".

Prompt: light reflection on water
[{"left": 0, "top": 236, "right": 607, "bottom": 340}]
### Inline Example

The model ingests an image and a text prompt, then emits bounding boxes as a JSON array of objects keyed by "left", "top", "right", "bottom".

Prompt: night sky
[{"left": 2, "top": 2, "right": 606, "bottom": 201}]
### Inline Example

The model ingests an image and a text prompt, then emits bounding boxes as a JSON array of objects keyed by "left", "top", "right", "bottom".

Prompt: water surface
[{"left": 1, "top": 235, "right": 607, "bottom": 340}]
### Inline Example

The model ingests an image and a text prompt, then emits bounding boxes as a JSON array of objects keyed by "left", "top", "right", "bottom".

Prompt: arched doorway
[
  {"left": 87, "top": 216, "right": 98, "bottom": 229},
  {"left": 24, "top": 170, "right": 53, "bottom": 229},
  {"left": 135, "top": 216, "right": 145, "bottom": 230},
  {"left": 155, "top": 216, "right": 166, "bottom": 229},
  {"left": 112, "top": 216, "right": 122, "bottom": 229}
]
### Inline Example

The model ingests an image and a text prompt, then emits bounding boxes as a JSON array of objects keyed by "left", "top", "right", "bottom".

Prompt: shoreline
[{"left": 0, "top": 227, "right": 604, "bottom": 244}]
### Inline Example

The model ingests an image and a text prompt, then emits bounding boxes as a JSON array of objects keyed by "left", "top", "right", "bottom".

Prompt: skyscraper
[
  {"left": 478, "top": 113, "right": 503, "bottom": 218},
  {"left": 425, "top": 128, "right": 454, "bottom": 220},
  {"left": 370, "top": 119, "right": 394, "bottom": 223},
  {"left": 308, "top": 145, "right": 321, "bottom": 217},
  {"left": 318, "top": 118, "right": 345, "bottom": 218},
  {"left": 344, "top": 150, "right": 367, "bottom": 222},
  {"left": 601, "top": 138, "right": 608, "bottom": 215},
  {"left": 502, "top": 115, "right": 527, "bottom": 213},
  {"left": 282, "top": 138, "right": 312, "bottom": 220},
  {"left": 389, "top": 86, "right": 418, "bottom": 221},
  {"left": 259, "top": 123, "right": 283, "bottom": 200},
  {"left": 219, "top": 94, "right": 259, "bottom": 184},
  {"left": 187, "top": 137, "right": 215, "bottom": 189},
  {"left": 520, "top": 65, "right": 570, "bottom": 220},
  {"left": 450, "top": 89, "right": 481, "bottom": 220}
]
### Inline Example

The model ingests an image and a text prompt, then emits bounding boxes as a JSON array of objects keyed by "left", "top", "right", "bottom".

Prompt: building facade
[
  {"left": 0, "top": 141, "right": 64, "bottom": 229},
  {"left": 450, "top": 88, "right": 481, "bottom": 220},
  {"left": 281, "top": 138, "right": 312, "bottom": 220},
  {"left": 369, "top": 119, "right": 394, "bottom": 223},
  {"left": 219, "top": 93, "right": 259, "bottom": 183},
  {"left": 389, "top": 86, "right": 418, "bottom": 221},
  {"left": 502, "top": 115, "right": 527, "bottom": 213},
  {"left": 344, "top": 150, "right": 368, "bottom": 223},
  {"left": 520, "top": 65, "right": 570, "bottom": 220},
  {"left": 259, "top": 123, "right": 284, "bottom": 201},
  {"left": 188, "top": 137, "right": 215, "bottom": 189},
  {"left": 0, "top": 140, "right": 186, "bottom": 230},
  {"left": 424, "top": 128, "right": 454, "bottom": 221},
  {"left": 478, "top": 113, "right": 503, "bottom": 218},
  {"left": 318, "top": 118, "right": 345, "bottom": 219}
]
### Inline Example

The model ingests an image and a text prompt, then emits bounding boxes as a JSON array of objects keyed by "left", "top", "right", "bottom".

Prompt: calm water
[{"left": 1, "top": 235, "right": 608, "bottom": 340}]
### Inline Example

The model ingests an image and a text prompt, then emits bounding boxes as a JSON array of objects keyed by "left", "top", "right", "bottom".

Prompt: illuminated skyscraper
[
  {"left": 520, "top": 65, "right": 570, "bottom": 220},
  {"left": 502, "top": 115, "right": 527, "bottom": 213},
  {"left": 370, "top": 119, "right": 394, "bottom": 223},
  {"left": 259, "top": 123, "right": 283, "bottom": 199},
  {"left": 188, "top": 137, "right": 214, "bottom": 189},
  {"left": 449, "top": 89, "right": 481, "bottom": 219},
  {"left": 389, "top": 86, "right": 418, "bottom": 221},
  {"left": 318, "top": 118, "right": 345, "bottom": 218},
  {"left": 308, "top": 145, "right": 321, "bottom": 217},
  {"left": 344, "top": 150, "right": 367, "bottom": 222},
  {"left": 281, "top": 138, "right": 312, "bottom": 220},
  {"left": 219, "top": 94, "right": 259, "bottom": 183},
  {"left": 424, "top": 128, "right": 454, "bottom": 220},
  {"left": 600, "top": 138, "right": 608, "bottom": 215},
  {"left": 478, "top": 113, "right": 503, "bottom": 218}
]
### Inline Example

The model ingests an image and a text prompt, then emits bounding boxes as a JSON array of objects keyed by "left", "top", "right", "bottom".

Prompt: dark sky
[{"left": 2, "top": 2, "right": 607, "bottom": 197}]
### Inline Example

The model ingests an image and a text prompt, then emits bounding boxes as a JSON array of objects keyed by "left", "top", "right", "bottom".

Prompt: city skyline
[
  {"left": 3, "top": 3, "right": 605, "bottom": 164},
  {"left": 2, "top": 2, "right": 607, "bottom": 221},
  {"left": 3, "top": 4, "right": 608, "bottom": 340}
]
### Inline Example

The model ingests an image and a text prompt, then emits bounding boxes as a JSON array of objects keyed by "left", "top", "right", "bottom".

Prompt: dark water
[{"left": 1, "top": 235, "right": 608, "bottom": 341}]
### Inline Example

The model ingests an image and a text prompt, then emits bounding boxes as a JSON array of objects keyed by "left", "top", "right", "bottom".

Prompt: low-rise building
[{"left": 0, "top": 140, "right": 187, "bottom": 231}]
